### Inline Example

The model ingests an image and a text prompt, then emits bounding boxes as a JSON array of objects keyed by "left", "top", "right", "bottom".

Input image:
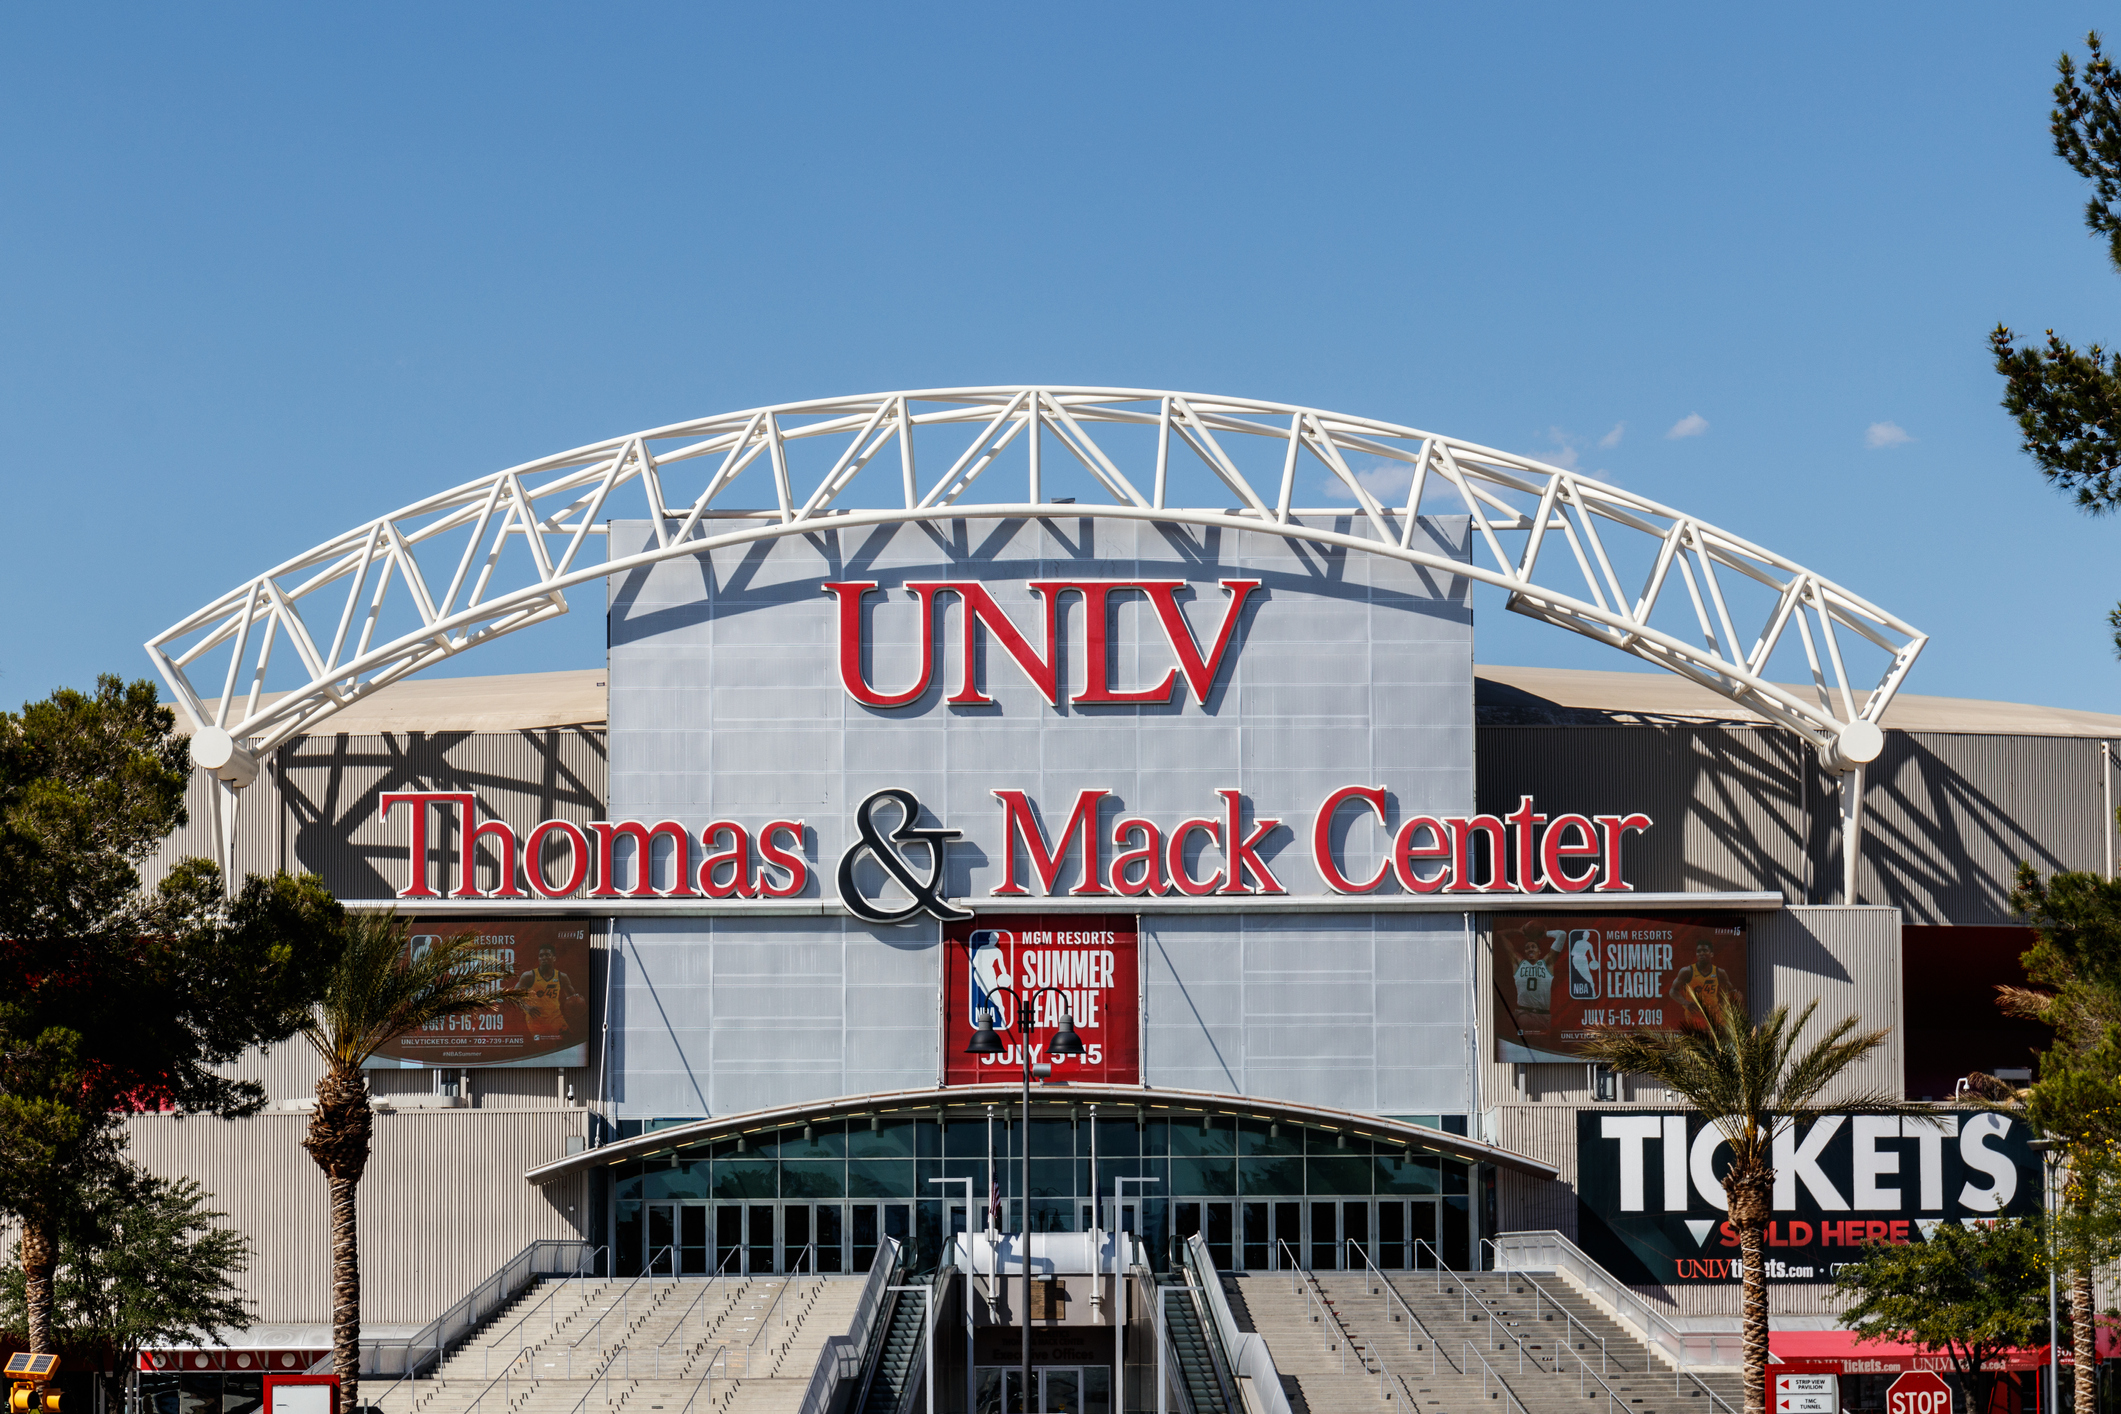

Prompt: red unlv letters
[{"left": 824, "top": 578, "right": 1258, "bottom": 707}]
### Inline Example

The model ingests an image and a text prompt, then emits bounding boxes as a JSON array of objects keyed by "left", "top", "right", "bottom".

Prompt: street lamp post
[
  {"left": 2030, "top": 1137, "right": 2060, "bottom": 1414},
  {"left": 966, "top": 987, "right": 1085, "bottom": 1414}
]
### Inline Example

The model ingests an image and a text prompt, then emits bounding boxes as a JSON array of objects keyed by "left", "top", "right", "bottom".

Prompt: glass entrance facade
[{"left": 610, "top": 1108, "right": 1476, "bottom": 1276}]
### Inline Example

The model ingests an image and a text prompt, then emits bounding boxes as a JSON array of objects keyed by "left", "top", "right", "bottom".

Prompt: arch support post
[{"left": 1839, "top": 765, "right": 1865, "bottom": 906}]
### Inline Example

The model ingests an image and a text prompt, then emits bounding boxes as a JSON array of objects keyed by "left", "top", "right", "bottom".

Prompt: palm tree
[
  {"left": 298, "top": 913, "right": 506, "bottom": 1407},
  {"left": 1576, "top": 1001, "right": 1912, "bottom": 1414}
]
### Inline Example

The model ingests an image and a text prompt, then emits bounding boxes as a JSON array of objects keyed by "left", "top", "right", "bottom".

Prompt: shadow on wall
[{"left": 278, "top": 728, "right": 607, "bottom": 899}]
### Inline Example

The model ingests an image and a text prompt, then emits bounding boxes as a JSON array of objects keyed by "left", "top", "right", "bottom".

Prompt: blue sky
[{"left": 4, "top": 4, "right": 2118, "bottom": 712}]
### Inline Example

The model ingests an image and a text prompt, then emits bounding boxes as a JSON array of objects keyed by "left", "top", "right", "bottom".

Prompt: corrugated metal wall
[
  {"left": 1477, "top": 726, "right": 2118, "bottom": 922},
  {"left": 143, "top": 728, "right": 607, "bottom": 898},
  {"left": 124, "top": 1108, "right": 590, "bottom": 1326}
]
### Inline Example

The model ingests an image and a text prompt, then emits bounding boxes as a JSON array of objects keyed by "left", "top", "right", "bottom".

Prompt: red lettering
[
  {"left": 1539, "top": 814, "right": 1601, "bottom": 893},
  {"left": 1109, "top": 818, "right": 1167, "bottom": 896},
  {"left": 1217, "top": 789, "right": 1282, "bottom": 894},
  {"left": 465, "top": 815, "right": 522, "bottom": 898},
  {"left": 1867, "top": 1220, "right": 1889, "bottom": 1244},
  {"left": 524, "top": 819, "right": 590, "bottom": 897},
  {"left": 933, "top": 582, "right": 1061, "bottom": 705},
  {"left": 756, "top": 820, "right": 807, "bottom": 898},
  {"left": 1769, "top": 1222, "right": 1787, "bottom": 1247},
  {"left": 1719, "top": 1222, "right": 1738, "bottom": 1248},
  {"left": 697, "top": 822, "right": 756, "bottom": 899},
  {"left": 1314, "top": 786, "right": 1391, "bottom": 893},
  {"left": 590, "top": 820, "right": 696, "bottom": 898},
  {"left": 992, "top": 789, "right": 1111, "bottom": 895},
  {"left": 1070, "top": 583, "right": 1180, "bottom": 704},
  {"left": 1790, "top": 1221, "right": 1813, "bottom": 1246},
  {"left": 1140, "top": 580, "right": 1260, "bottom": 703},
  {"left": 1446, "top": 815, "right": 1510, "bottom": 892},
  {"left": 1505, "top": 796, "right": 1547, "bottom": 892},
  {"left": 1167, "top": 817, "right": 1224, "bottom": 896},
  {"left": 823, "top": 582, "right": 942, "bottom": 708},
  {"left": 379, "top": 791, "right": 475, "bottom": 899},
  {"left": 1393, "top": 816, "right": 1452, "bottom": 893},
  {"left": 1594, "top": 812, "right": 1653, "bottom": 892},
  {"left": 1889, "top": 1220, "right": 1909, "bottom": 1245}
]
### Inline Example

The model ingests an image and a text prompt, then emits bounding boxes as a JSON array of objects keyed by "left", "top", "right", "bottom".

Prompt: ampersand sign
[{"left": 836, "top": 787, "right": 973, "bottom": 925}]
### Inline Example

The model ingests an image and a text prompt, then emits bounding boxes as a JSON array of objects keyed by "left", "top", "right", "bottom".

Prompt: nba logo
[
  {"left": 967, "top": 929, "right": 1013, "bottom": 1027},
  {"left": 1568, "top": 930, "right": 1600, "bottom": 999},
  {"left": 410, "top": 934, "right": 442, "bottom": 966}
]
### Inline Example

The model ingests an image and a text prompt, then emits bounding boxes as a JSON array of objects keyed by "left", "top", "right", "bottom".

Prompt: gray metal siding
[
  {"left": 143, "top": 728, "right": 607, "bottom": 899},
  {"left": 1478, "top": 725, "right": 2117, "bottom": 923},
  {"left": 123, "top": 1109, "right": 590, "bottom": 1327}
]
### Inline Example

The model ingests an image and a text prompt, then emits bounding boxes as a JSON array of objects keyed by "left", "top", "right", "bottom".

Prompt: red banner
[
  {"left": 366, "top": 919, "right": 592, "bottom": 1069},
  {"left": 942, "top": 914, "right": 1139, "bottom": 1085}
]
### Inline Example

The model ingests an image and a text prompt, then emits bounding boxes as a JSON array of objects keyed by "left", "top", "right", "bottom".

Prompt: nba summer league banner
[
  {"left": 367, "top": 919, "right": 593, "bottom": 1069},
  {"left": 941, "top": 914, "right": 1141, "bottom": 1086},
  {"left": 1492, "top": 913, "right": 1747, "bottom": 1063}
]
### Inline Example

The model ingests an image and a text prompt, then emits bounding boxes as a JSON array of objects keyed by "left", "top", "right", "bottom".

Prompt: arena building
[{"left": 126, "top": 389, "right": 2119, "bottom": 1406}]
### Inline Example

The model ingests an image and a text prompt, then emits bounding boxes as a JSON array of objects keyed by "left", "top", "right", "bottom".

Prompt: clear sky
[{"left": 5, "top": 4, "right": 2118, "bottom": 714}]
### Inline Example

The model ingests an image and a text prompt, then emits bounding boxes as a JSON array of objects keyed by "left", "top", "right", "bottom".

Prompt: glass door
[
  {"left": 678, "top": 1204, "right": 708, "bottom": 1275},
  {"left": 646, "top": 1202, "right": 675, "bottom": 1274},
  {"left": 1204, "top": 1202, "right": 1234, "bottom": 1270},
  {"left": 784, "top": 1205, "right": 813, "bottom": 1272},
  {"left": 1377, "top": 1200, "right": 1407, "bottom": 1269},
  {"left": 1273, "top": 1202, "right": 1301, "bottom": 1270},
  {"left": 1043, "top": 1368, "right": 1080, "bottom": 1414},
  {"left": 815, "top": 1203, "right": 844, "bottom": 1273},
  {"left": 1412, "top": 1198, "right": 1440, "bottom": 1269},
  {"left": 747, "top": 1204, "right": 775, "bottom": 1274},
  {"left": 1242, "top": 1202, "right": 1269, "bottom": 1271},
  {"left": 1342, "top": 1202, "right": 1369, "bottom": 1270},
  {"left": 715, "top": 1205, "right": 742, "bottom": 1276},
  {"left": 1308, "top": 1201, "right": 1338, "bottom": 1270}
]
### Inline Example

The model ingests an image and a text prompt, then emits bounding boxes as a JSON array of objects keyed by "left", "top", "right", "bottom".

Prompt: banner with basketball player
[
  {"left": 1492, "top": 914, "right": 1746, "bottom": 1063},
  {"left": 941, "top": 914, "right": 1140, "bottom": 1086},
  {"left": 366, "top": 919, "right": 593, "bottom": 1069}
]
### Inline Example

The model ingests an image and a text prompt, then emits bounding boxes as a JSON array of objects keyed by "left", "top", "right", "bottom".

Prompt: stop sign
[{"left": 1886, "top": 1371, "right": 1952, "bottom": 1414}]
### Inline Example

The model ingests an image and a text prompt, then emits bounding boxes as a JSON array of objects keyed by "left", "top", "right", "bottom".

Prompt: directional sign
[
  {"left": 1775, "top": 1374, "right": 1839, "bottom": 1414},
  {"left": 1886, "top": 1370, "right": 1952, "bottom": 1414}
]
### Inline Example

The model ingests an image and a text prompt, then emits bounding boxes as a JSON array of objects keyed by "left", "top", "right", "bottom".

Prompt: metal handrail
[
  {"left": 889, "top": 1265, "right": 955, "bottom": 1414},
  {"left": 1157, "top": 1288, "right": 1203, "bottom": 1414},
  {"left": 1277, "top": 1241, "right": 1405, "bottom": 1409},
  {"left": 653, "top": 1246, "right": 743, "bottom": 1357},
  {"left": 1486, "top": 1230, "right": 1745, "bottom": 1369},
  {"left": 1459, "top": 1339, "right": 1532, "bottom": 1414},
  {"left": 1410, "top": 1238, "right": 1533, "bottom": 1364},
  {"left": 360, "top": 1238, "right": 604, "bottom": 1407},
  {"left": 675, "top": 1346, "right": 729, "bottom": 1414},
  {"left": 840, "top": 1239, "right": 909, "bottom": 1414},
  {"left": 798, "top": 1238, "right": 902, "bottom": 1414},
  {"left": 478, "top": 1265, "right": 610, "bottom": 1377},
  {"left": 564, "top": 1246, "right": 676, "bottom": 1358},
  {"left": 750, "top": 1247, "right": 813, "bottom": 1350},
  {"left": 1344, "top": 1239, "right": 1441, "bottom": 1373},
  {"left": 1458, "top": 1242, "right": 1610, "bottom": 1374}
]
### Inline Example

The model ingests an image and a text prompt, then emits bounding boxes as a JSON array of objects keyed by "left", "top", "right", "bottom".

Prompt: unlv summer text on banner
[{"left": 1494, "top": 913, "right": 1746, "bottom": 1062}]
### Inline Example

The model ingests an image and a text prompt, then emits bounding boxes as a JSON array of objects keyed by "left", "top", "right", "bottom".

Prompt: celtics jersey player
[{"left": 1512, "top": 931, "right": 1568, "bottom": 1015}]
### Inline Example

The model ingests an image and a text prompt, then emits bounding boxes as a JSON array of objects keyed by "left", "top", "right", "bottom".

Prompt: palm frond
[{"left": 297, "top": 912, "right": 508, "bottom": 1069}]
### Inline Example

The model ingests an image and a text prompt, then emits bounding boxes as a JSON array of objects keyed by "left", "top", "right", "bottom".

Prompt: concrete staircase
[
  {"left": 1226, "top": 1267, "right": 1745, "bottom": 1414},
  {"left": 367, "top": 1275, "right": 866, "bottom": 1414}
]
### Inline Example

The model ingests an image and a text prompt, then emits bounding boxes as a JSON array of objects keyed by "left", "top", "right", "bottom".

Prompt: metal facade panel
[
  {"left": 142, "top": 729, "right": 607, "bottom": 899},
  {"left": 1858, "top": 732, "right": 2113, "bottom": 924},
  {"left": 122, "top": 1109, "right": 589, "bottom": 1326},
  {"left": 1143, "top": 912, "right": 1475, "bottom": 1114},
  {"left": 604, "top": 515, "right": 1476, "bottom": 1118},
  {"left": 1476, "top": 725, "right": 1810, "bottom": 900}
]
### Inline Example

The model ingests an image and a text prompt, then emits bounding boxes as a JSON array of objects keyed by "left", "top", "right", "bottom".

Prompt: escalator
[
  {"left": 857, "top": 1261, "right": 949, "bottom": 1414},
  {"left": 1160, "top": 1274, "right": 1236, "bottom": 1414}
]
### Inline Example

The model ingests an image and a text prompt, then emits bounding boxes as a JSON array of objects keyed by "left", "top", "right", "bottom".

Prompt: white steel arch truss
[{"left": 147, "top": 387, "right": 1923, "bottom": 899}]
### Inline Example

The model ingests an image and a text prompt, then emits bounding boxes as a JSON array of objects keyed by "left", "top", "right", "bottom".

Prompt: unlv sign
[{"left": 824, "top": 579, "right": 1257, "bottom": 707}]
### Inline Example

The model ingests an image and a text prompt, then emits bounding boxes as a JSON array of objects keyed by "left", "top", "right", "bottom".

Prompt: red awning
[{"left": 1771, "top": 1332, "right": 2050, "bottom": 1374}]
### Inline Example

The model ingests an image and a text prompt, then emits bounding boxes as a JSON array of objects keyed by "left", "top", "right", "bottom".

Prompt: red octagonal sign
[{"left": 1886, "top": 1371, "right": 1952, "bottom": 1414}]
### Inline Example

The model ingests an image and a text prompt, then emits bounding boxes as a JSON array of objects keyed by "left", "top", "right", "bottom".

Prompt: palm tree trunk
[
  {"left": 1739, "top": 1221, "right": 1768, "bottom": 1414},
  {"left": 2072, "top": 1262, "right": 2094, "bottom": 1414},
  {"left": 330, "top": 1173, "right": 360, "bottom": 1410},
  {"left": 18, "top": 1220, "right": 53, "bottom": 1355}
]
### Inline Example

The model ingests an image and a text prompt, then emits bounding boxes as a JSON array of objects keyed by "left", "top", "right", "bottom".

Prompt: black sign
[{"left": 1576, "top": 1110, "right": 2041, "bottom": 1285}]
